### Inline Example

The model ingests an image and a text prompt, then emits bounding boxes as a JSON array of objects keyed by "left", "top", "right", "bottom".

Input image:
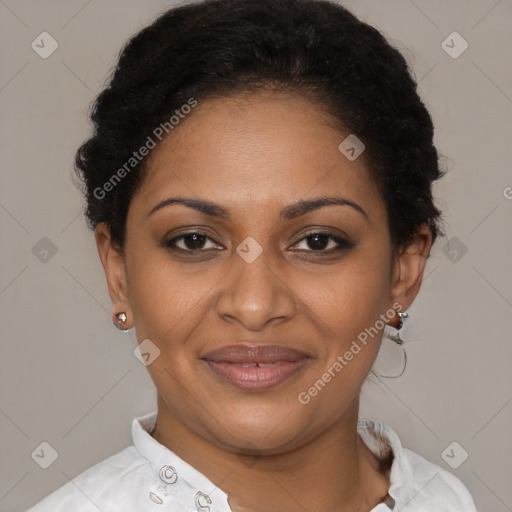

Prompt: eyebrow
[{"left": 146, "top": 196, "right": 369, "bottom": 222}]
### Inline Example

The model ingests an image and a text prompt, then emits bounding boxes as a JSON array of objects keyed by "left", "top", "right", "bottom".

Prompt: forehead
[{"left": 132, "top": 92, "right": 384, "bottom": 218}]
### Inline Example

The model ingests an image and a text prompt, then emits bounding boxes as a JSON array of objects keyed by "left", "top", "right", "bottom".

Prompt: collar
[
  {"left": 357, "top": 416, "right": 415, "bottom": 510},
  {"left": 132, "top": 411, "right": 232, "bottom": 511},
  {"left": 133, "top": 412, "right": 411, "bottom": 511}
]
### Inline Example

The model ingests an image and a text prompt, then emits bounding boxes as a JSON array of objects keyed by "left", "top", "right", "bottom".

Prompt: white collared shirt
[{"left": 27, "top": 411, "right": 477, "bottom": 511}]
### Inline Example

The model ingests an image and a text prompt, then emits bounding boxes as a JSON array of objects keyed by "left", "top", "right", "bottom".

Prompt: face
[{"left": 97, "top": 91, "right": 431, "bottom": 454}]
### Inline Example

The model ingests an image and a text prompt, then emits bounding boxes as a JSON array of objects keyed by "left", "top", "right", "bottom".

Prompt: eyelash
[{"left": 163, "top": 231, "right": 354, "bottom": 256}]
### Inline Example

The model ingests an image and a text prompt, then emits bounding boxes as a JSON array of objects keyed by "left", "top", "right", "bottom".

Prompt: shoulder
[
  {"left": 357, "top": 418, "right": 477, "bottom": 512},
  {"left": 26, "top": 446, "right": 153, "bottom": 512}
]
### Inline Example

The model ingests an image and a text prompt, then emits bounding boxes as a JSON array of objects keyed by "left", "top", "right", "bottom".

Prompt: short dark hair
[{"left": 75, "top": 0, "right": 444, "bottom": 251}]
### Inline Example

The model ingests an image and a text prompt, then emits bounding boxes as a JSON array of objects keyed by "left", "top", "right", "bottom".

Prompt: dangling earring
[
  {"left": 113, "top": 311, "right": 130, "bottom": 332},
  {"left": 374, "top": 311, "right": 408, "bottom": 378},
  {"left": 386, "top": 311, "right": 408, "bottom": 345}
]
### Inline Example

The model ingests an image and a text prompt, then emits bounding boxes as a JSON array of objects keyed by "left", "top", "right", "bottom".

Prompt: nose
[{"left": 215, "top": 246, "right": 297, "bottom": 331}]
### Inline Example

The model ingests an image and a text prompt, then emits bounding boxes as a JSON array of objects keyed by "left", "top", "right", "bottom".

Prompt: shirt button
[
  {"left": 159, "top": 465, "right": 178, "bottom": 484},
  {"left": 149, "top": 491, "right": 164, "bottom": 504}
]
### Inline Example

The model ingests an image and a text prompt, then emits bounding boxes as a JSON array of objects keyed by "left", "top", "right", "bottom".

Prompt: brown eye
[
  {"left": 305, "top": 233, "right": 330, "bottom": 250},
  {"left": 293, "top": 232, "right": 353, "bottom": 252},
  {"left": 164, "top": 232, "right": 222, "bottom": 252}
]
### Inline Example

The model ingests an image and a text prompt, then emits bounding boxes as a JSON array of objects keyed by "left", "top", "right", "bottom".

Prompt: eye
[
  {"left": 291, "top": 232, "right": 353, "bottom": 252},
  {"left": 164, "top": 232, "right": 223, "bottom": 252}
]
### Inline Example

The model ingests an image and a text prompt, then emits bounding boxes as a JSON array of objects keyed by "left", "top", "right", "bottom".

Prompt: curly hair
[{"left": 75, "top": 0, "right": 444, "bottom": 252}]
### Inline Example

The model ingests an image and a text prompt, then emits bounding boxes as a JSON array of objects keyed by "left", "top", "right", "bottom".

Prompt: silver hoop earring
[
  {"left": 387, "top": 311, "right": 408, "bottom": 345},
  {"left": 373, "top": 311, "right": 409, "bottom": 379}
]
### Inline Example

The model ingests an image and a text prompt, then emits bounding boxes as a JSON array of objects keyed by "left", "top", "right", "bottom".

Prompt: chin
[{"left": 204, "top": 399, "right": 317, "bottom": 452}]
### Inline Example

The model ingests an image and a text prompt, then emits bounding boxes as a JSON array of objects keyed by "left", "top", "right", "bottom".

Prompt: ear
[
  {"left": 388, "top": 224, "right": 433, "bottom": 311},
  {"left": 95, "top": 223, "right": 132, "bottom": 328}
]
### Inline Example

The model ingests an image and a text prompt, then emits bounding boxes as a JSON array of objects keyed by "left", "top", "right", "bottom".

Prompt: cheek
[
  {"left": 289, "top": 245, "right": 392, "bottom": 410},
  {"left": 291, "top": 262, "right": 390, "bottom": 429},
  {"left": 295, "top": 253, "right": 391, "bottom": 341},
  {"left": 126, "top": 248, "right": 217, "bottom": 344}
]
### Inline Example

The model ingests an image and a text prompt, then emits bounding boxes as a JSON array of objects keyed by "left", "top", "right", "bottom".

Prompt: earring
[
  {"left": 374, "top": 311, "right": 408, "bottom": 378},
  {"left": 113, "top": 312, "right": 130, "bottom": 332},
  {"left": 387, "top": 311, "right": 408, "bottom": 345}
]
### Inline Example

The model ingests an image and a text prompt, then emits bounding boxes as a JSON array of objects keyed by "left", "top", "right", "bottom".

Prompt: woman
[{"left": 28, "top": 0, "right": 477, "bottom": 510}]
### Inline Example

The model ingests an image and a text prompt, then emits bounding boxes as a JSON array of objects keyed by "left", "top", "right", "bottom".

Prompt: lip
[{"left": 201, "top": 344, "right": 311, "bottom": 391}]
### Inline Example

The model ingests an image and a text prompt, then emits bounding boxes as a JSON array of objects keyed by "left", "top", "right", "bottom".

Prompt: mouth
[{"left": 201, "top": 344, "right": 311, "bottom": 391}]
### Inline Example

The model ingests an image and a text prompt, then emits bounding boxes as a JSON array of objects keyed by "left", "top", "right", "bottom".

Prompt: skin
[{"left": 95, "top": 91, "right": 432, "bottom": 512}]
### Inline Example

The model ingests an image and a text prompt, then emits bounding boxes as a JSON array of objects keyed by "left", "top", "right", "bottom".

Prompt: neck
[{"left": 151, "top": 395, "right": 390, "bottom": 512}]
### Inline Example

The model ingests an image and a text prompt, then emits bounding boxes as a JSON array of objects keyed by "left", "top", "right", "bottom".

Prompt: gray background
[{"left": 1, "top": 1, "right": 511, "bottom": 511}]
